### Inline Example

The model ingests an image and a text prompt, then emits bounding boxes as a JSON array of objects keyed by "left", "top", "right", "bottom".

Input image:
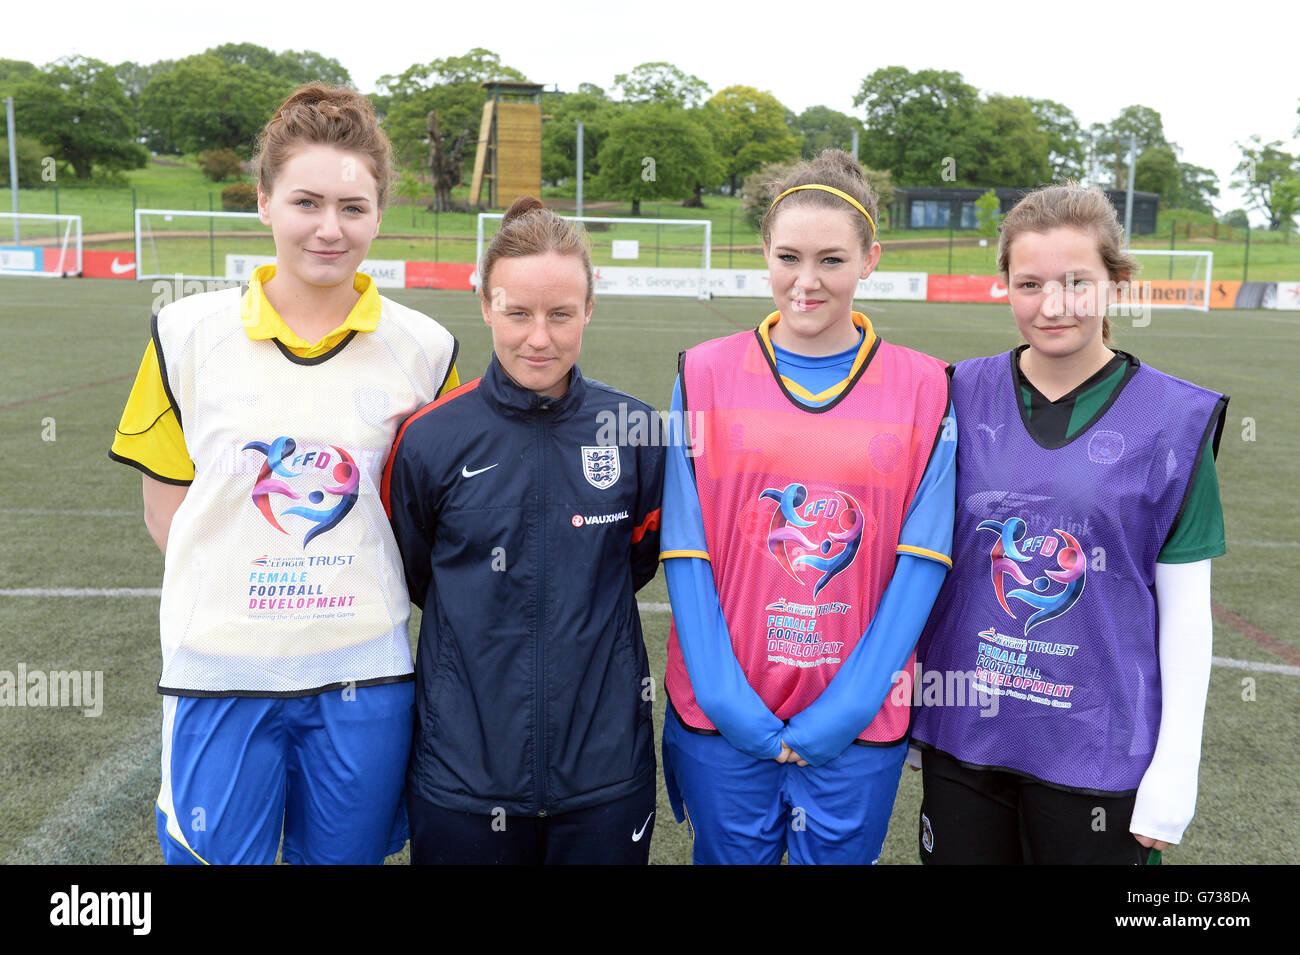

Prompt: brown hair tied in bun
[
  {"left": 255, "top": 83, "right": 393, "bottom": 209},
  {"left": 479, "top": 197, "right": 594, "bottom": 304}
]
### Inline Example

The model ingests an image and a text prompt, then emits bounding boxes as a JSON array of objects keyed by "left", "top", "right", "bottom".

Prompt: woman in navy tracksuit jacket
[{"left": 382, "top": 197, "right": 665, "bottom": 864}]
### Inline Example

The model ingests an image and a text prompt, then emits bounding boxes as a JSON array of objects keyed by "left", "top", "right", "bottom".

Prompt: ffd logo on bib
[
  {"left": 242, "top": 435, "right": 359, "bottom": 547},
  {"left": 978, "top": 516, "right": 1085, "bottom": 635},
  {"left": 759, "top": 482, "right": 864, "bottom": 598},
  {"left": 581, "top": 446, "right": 620, "bottom": 489}
]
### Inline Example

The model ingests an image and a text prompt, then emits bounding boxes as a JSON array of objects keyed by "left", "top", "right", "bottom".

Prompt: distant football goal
[
  {"left": 1126, "top": 249, "right": 1212, "bottom": 312},
  {"left": 0, "top": 213, "right": 82, "bottom": 277},
  {"left": 134, "top": 208, "right": 271, "bottom": 282}
]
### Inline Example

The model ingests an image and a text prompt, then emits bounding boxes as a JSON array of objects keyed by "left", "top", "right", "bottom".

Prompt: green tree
[
  {"left": 203, "top": 43, "right": 352, "bottom": 88},
  {"left": 1134, "top": 145, "right": 1180, "bottom": 205},
  {"left": 375, "top": 48, "right": 526, "bottom": 105},
  {"left": 1171, "top": 162, "right": 1219, "bottom": 215},
  {"left": 375, "top": 49, "right": 527, "bottom": 171},
  {"left": 541, "top": 85, "right": 624, "bottom": 187},
  {"left": 1232, "top": 136, "right": 1300, "bottom": 231},
  {"left": 382, "top": 86, "right": 482, "bottom": 170},
  {"left": 117, "top": 60, "right": 176, "bottom": 150},
  {"left": 974, "top": 188, "right": 1001, "bottom": 236},
  {"left": 273, "top": 50, "right": 352, "bottom": 87},
  {"left": 739, "top": 159, "right": 799, "bottom": 231},
  {"left": 206, "top": 42, "right": 282, "bottom": 75},
  {"left": 707, "top": 86, "right": 802, "bottom": 195},
  {"left": 0, "top": 134, "right": 63, "bottom": 188},
  {"left": 1271, "top": 178, "right": 1300, "bottom": 235},
  {"left": 1110, "top": 105, "right": 1169, "bottom": 152},
  {"left": 853, "top": 66, "right": 981, "bottom": 185},
  {"left": 864, "top": 167, "right": 896, "bottom": 223},
  {"left": 140, "top": 55, "right": 293, "bottom": 157},
  {"left": 964, "top": 95, "right": 1051, "bottom": 186},
  {"left": 1025, "top": 98, "right": 1085, "bottom": 180},
  {"left": 793, "top": 105, "right": 863, "bottom": 160},
  {"left": 197, "top": 148, "right": 244, "bottom": 182},
  {"left": 592, "top": 103, "right": 723, "bottom": 215},
  {"left": 1095, "top": 105, "right": 1173, "bottom": 189},
  {"left": 681, "top": 102, "right": 729, "bottom": 207},
  {"left": 393, "top": 169, "right": 427, "bottom": 224},
  {"left": 114, "top": 59, "right": 171, "bottom": 105},
  {"left": 0, "top": 58, "right": 38, "bottom": 95},
  {"left": 613, "top": 63, "right": 711, "bottom": 108},
  {"left": 12, "top": 56, "right": 147, "bottom": 179},
  {"left": 1219, "top": 209, "right": 1250, "bottom": 229}
]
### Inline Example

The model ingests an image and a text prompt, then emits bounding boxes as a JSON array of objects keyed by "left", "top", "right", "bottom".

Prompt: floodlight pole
[
  {"left": 1124, "top": 134, "right": 1136, "bottom": 241},
  {"left": 6, "top": 97, "right": 18, "bottom": 242},
  {"left": 1092, "top": 132, "right": 1138, "bottom": 241},
  {"left": 576, "top": 121, "right": 584, "bottom": 219},
  {"left": 851, "top": 127, "right": 860, "bottom": 161}
]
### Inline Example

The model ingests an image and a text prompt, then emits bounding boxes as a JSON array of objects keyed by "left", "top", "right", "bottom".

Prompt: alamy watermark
[
  {"left": 151, "top": 274, "right": 239, "bottom": 314},
  {"left": 49, "top": 885, "right": 150, "bottom": 935},
  {"left": 0, "top": 664, "right": 103, "bottom": 717},
  {"left": 594, "top": 402, "right": 705, "bottom": 457},
  {"left": 890, "top": 664, "right": 1000, "bottom": 718},
  {"left": 1034, "top": 274, "right": 1154, "bottom": 328}
]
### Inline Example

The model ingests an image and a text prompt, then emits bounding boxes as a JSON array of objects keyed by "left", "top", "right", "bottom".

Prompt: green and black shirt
[{"left": 1010, "top": 345, "right": 1224, "bottom": 563}]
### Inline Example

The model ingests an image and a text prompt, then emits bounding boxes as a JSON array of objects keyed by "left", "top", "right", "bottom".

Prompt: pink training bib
[{"left": 666, "top": 323, "right": 948, "bottom": 743}]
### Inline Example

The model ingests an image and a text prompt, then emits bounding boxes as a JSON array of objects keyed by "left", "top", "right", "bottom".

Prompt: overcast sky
[{"left": 9, "top": 0, "right": 1298, "bottom": 220}]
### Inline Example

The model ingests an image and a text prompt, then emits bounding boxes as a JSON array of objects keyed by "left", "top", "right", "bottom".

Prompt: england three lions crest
[{"left": 581, "top": 446, "right": 621, "bottom": 490}]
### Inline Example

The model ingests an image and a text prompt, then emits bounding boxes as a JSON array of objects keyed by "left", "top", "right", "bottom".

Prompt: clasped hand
[{"left": 775, "top": 742, "right": 808, "bottom": 767}]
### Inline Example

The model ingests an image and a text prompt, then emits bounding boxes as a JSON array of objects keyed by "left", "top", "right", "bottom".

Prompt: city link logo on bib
[
  {"left": 242, "top": 436, "right": 359, "bottom": 547},
  {"left": 978, "top": 516, "right": 1085, "bottom": 635},
  {"left": 759, "top": 482, "right": 864, "bottom": 598}
]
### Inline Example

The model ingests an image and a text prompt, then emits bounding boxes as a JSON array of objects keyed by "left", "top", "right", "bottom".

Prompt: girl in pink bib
[{"left": 660, "top": 150, "right": 955, "bottom": 864}]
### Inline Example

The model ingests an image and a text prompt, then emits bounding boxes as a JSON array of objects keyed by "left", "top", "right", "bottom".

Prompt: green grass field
[{"left": 1, "top": 277, "right": 1296, "bottom": 865}]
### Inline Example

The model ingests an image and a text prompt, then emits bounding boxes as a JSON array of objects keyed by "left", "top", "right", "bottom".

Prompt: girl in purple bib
[{"left": 912, "top": 184, "right": 1228, "bottom": 864}]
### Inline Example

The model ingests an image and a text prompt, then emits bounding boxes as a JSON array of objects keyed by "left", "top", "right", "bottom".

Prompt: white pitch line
[
  {"left": 1210, "top": 655, "right": 1300, "bottom": 677},
  {"left": 0, "top": 507, "right": 138, "bottom": 518},
  {"left": 5, "top": 594, "right": 1296, "bottom": 677},
  {"left": 1, "top": 588, "right": 161, "bottom": 597}
]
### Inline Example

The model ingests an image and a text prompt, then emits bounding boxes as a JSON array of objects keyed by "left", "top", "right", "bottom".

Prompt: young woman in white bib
[{"left": 110, "top": 84, "right": 459, "bottom": 864}]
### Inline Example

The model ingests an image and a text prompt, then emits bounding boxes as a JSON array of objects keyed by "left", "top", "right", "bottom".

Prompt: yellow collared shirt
[
  {"left": 755, "top": 310, "right": 879, "bottom": 405},
  {"left": 110, "top": 265, "right": 459, "bottom": 482}
]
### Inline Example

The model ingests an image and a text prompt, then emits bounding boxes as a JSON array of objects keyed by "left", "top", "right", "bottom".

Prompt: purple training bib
[{"left": 913, "top": 351, "right": 1224, "bottom": 792}]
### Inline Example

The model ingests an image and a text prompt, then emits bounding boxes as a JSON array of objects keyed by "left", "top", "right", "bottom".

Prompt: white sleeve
[
  {"left": 906, "top": 744, "right": 924, "bottom": 771},
  {"left": 1129, "top": 559, "right": 1213, "bottom": 845}
]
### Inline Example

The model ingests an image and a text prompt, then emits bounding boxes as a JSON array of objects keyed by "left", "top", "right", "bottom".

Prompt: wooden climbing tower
[{"left": 469, "top": 81, "right": 545, "bottom": 209}]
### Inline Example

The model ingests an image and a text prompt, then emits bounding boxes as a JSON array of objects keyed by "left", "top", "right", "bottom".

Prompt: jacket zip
[{"left": 534, "top": 407, "right": 549, "bottom": 816}]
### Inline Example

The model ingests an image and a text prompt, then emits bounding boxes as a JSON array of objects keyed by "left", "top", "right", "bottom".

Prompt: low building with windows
[{"left": 887, "top": 187, "right": 1159, "bottom": 235}]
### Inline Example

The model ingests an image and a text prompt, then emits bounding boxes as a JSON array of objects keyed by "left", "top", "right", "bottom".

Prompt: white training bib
[{"left": 154, "top": 285, "right": 455, "bottom": 694}]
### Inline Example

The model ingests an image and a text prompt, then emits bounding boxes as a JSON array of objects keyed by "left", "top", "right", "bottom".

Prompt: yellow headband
[{"left": 770, "top": 184, "right": 876, "bottom": 238}]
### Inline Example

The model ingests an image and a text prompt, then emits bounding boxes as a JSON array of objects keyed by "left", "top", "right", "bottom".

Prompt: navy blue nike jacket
[{"left": 382, "top": 355, "right": 665, "bottom": 816}]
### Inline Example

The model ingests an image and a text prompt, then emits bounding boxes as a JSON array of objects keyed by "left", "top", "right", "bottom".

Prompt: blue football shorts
[
  {"left": 155, "top": 681, "right": 413, "bottom": 865},
  {"left": 662, "top": 711, "right": 907, "bottom": 865}
]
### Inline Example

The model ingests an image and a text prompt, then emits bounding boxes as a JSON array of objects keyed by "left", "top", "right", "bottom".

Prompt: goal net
[
  {"left": 1122, "top": 250, "right": 1213, "bottom": 312},
  {"left": 476, "top": 213, "right": 713, "bottom": 299},
  {"left": 135, "top": 208, "right": 272, "bottom": 282},
  {"left": 0, "top": 213, "right": 82, "bottom": 277}
]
